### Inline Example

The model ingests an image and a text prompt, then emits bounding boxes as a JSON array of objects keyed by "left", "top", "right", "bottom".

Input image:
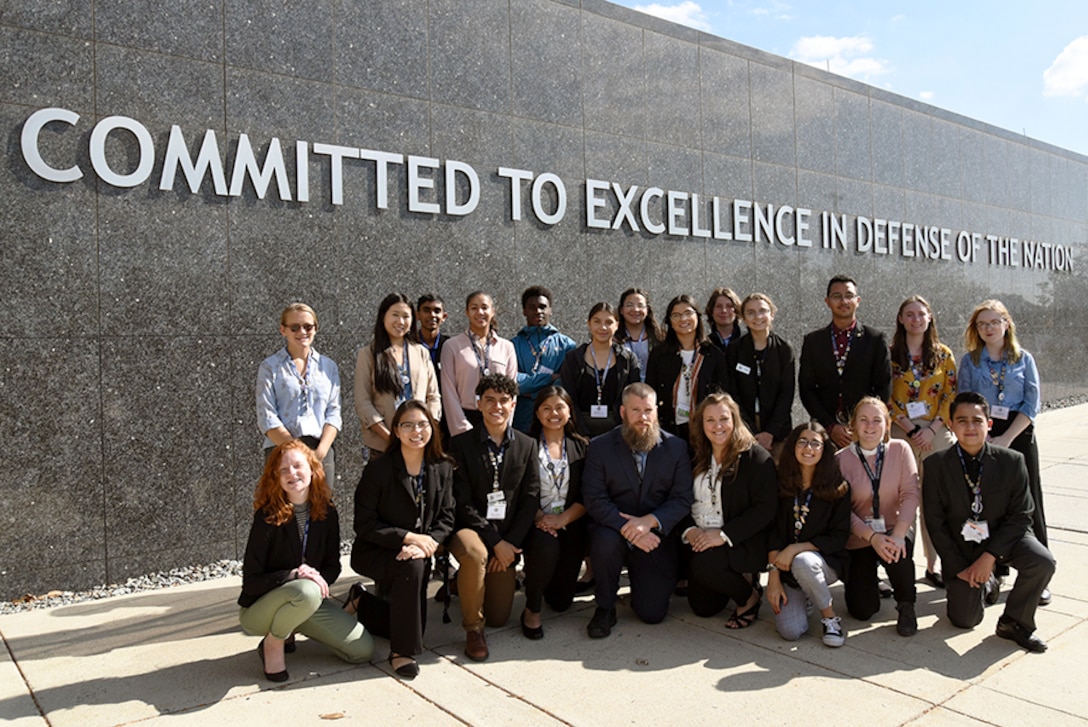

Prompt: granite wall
[{"left": 2, "top": 0, "right": 1086, "bottom": 598}]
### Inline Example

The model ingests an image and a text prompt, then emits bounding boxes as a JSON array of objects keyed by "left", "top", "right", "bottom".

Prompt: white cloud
[
  {"left": 1043, "top": 35, "right": 1088, "bottom": 98},
  {"left": 632, "top": 2, "right": 712, "bottom": 31},
  {"left": 918, "top": 90, "right": 934, "bottom": 100},
  {"left": 789, "top": 35, "right": 891, "bottom": 81}
]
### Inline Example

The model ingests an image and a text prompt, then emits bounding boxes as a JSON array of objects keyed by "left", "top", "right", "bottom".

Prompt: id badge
[
  {"left": 486, "top": 492, "right": 507, "bottom": 520},
  {"left": 703, "top": 514, "right": 723, "bottom": 528},
  {"left": 906, "top": 401, "right": 928, "bottom": 418},
  {"left": 677, "top": 406, "right": 690, "bottom": 420},
  {"left": 735, "top": 363, "right": 752, "bottom": 375},
  {"left": 866, "top": 517, "right": 887, "bottom": 534},
  {"left": 961, "top": 520, "right": 990, "bottom": 543},
  {"left": 991, "top": 405, "right": 1010, "bottom": 420},
  {"left": 549, "top": 503, "right": 564, "bottom": 515},
  {"left": 590, "top": 404, "right": 609, "bottom": 419}
]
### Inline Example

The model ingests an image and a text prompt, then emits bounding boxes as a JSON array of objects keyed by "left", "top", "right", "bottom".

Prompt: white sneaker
[{"left": 822, "top": 616, "right": 846, "bottom": 647}]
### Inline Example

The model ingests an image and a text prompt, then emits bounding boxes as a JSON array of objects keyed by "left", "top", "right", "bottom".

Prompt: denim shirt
[
  {"left": 256, "top": 347, "right": 342, "bottom": 448},
  {"left": 957, "top": 349, "right": 1040, "bottom": 420}
]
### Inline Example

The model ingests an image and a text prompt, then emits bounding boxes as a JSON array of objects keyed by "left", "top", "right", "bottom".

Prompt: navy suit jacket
[{"left": 582, "top": 427, "right": 693, "bottom": 535}]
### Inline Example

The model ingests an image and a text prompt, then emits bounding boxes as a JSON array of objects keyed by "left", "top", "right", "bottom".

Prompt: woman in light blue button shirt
[
  {"left": 958, "top": 300, "right": 1047, "bottom": 595},
  {"left": 256, "top": 303, "right": 342, "bottom": 488}
]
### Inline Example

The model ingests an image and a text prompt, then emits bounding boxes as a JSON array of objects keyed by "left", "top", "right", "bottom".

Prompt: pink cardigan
[
  {"left": 836, "top": 439, "right": 920, "bottom": 550},
  {"left": 439, "top": 331, "right": 517, "bottom": 435}
]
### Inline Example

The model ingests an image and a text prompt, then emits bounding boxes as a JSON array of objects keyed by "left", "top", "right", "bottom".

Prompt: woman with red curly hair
[{"left": 238, "top": 440, "right": 373, "bottom": 682}]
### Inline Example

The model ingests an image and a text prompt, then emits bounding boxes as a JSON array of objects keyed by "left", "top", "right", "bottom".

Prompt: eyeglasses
[
  {"left": 976, "top": 320, "right": 1005, "bottom": 330},
  {"left": 288, "top": 324, "right": 316, "bottom": 333},
  {"left": 397, "top": 421, "right": 432, "bottom": 432},
  {"left": 670, "top": 309, "right": 698, "bottom": 320},
  {"left": 795, "top": 438, "right": 824, "bottom": 450}
]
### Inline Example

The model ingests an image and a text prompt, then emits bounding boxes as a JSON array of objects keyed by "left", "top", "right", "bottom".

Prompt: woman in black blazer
[
  {"left": 519, "top": 386, "right": 590, "bottom": 639},
  {"left": 350, "top": 400, "right": 455, "bottom": 679},
  {"left": 645, "top": 294, "right": 729, "bottom": 440},
  {"left": 726, "top": 293, "right": 795, "bottom": 459},
  {"left": 560, "top": 302, "right": 641, "bottom": 438},
  {"left": 680, "top": 393, "right": 778, "bottom": 628},
  {"left": 239, "top": 440, "right": 373, "bottom": 682}
]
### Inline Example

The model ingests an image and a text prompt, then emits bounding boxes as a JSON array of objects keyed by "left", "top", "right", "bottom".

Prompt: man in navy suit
[
  {"left": 798, "top": 275, "right": 892, "bottom": 449},
  {"left": 582, "top": 382, "right": 694, "bottom": 638}
]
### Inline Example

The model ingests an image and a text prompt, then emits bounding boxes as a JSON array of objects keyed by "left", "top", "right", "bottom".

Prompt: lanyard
[
  {"left": 855, "top": 442, "right": 885, "bottom": 518},
  {"left": 590, "top": 345, "right": 614, "bottom": 405},
  {"left": 286, "top": 351, "right": 313, "bottom": 412},
  {"left": 956, "top": 446, "right": 985, "bottom": 520},
  {"left": 396, "top": 340, "right": 413, "bottom": 404},
  {"left": 986, "top": 355, "right": 1008, "bottom": 402},
  {"left": 704, "top": 458, "right": 722, "bottom": 508},
  {"left": 413, "top": 471, "right": 425, "bottom": 529},
  {"left": 421, "top": 331, "right": 442, "bottom": 362},
  {"left": 527, "top": 331, "right": 548, "bottom": 374},
  {"left": 625, "top": 325, "right": 646, "bottom": 343},
  {"left": 830, "top": 324, "right": 854, "bottom": 376},
  {"left": 539, "top": 438, "right": 568, "bottom": 504},
  {"left": 792, "top": 489, "right": 814, "bottom": 541},
  {"left": 300, "top": 514, "right": 310, "bottom": 564},
  {"left": 469, "top": 330, "right": 492, "bottom": 377},
  {"left": 486, "top": 440, "right": 506, "bottom": 491}
]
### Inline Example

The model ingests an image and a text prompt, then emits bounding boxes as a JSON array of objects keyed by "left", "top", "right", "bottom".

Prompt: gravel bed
[{"left": 5, "top": 394, "right": 1086, "bottom": 616}]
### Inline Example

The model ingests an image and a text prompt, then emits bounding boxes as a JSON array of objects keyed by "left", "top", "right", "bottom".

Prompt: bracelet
[{"left": 868, "top": 532, "right": 878, "bottom": 544}]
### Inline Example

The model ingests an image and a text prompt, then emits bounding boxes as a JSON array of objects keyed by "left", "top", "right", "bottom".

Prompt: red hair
[{"left": 253, "top": 440, "right": 332, "bottom": 526}]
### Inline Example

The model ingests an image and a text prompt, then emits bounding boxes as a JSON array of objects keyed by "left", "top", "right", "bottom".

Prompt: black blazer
[
  {"left": 726, "top": 332, "right": 796, "bottom": 442},
  {"left": 798, "top": 323, "right": 891, "bottom": 429},
  {"left": 708, "top": 322, "right": 746, "bottom": 352},
  {"left": 449, "top": 427, "right": 540, "bottom": 550},
  {"left": 351, "top": 449, "right": 455, "bottom": 574},
  {"left": 645, "top": 342, "right": 729, "bottom": 435},
  {"left": 239, "top": 505, "right": 341, "bottom": 607},
  {"left": 559, "top": 343, "right": 641, "bottom": 437},
  {"left": 922, "top": 444, "right": 1034, "bottom": 576},
  {"left": 678, "top": 445, "right": 779, "bottom": 573},
  {"left": 769, "top": 484, "right": 852, "bottom": 582},
  {"left": 582, "top": 427, "right": 694, "bottom": 535}
]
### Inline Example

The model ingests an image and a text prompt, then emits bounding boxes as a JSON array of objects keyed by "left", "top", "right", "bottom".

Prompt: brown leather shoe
[{"left": 464, "top": 629, "right": 489, "bottom": 661}]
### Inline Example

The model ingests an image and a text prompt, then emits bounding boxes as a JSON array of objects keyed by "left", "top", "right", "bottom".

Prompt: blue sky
[{"left": 610, "top": 1, "right": 1088, "bottom": 156}]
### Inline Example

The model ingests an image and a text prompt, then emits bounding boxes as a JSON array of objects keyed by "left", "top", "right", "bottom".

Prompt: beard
[{"left": 622, "top": 419, "right": 661, "bottom": 453}]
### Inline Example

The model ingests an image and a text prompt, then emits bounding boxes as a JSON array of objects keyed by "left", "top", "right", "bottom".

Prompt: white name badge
[
  {"left": 486, "top": 491, "right": 507, "bottom": 520},
  {"left": 703, "top": 514, "right": 723, "bottom": 528},
  {"left": 539, "top": 366, "right": 554, "bottom": 375},
  {"left": 961, "top": 520, "right": 990, "bottom": 543},
  {"left": 866, "top": 517, "right": 887, "bottom": 534},
  {"left": 735, "top": 363, "right": 752, "bottom": 375},
  {"left": 590, "top": 404, "right": 609, "bottom": 419},
  {"left": 906, "top": 401, "right": 928, "bottom": 418},
  {"left": 991, "top": 405, "right": 1010, "bottom": 420}
]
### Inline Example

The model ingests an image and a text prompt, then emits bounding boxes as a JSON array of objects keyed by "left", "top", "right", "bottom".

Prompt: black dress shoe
[
  {"left": 587, "top": 606, "right": 617, "bottom": 639},
  {"left": 389, "top": 653, "right": 420, "bottom": 679},
  {"left": 1039, "top": 587, "right": 1052, "bottom": 606},
  {"left": 257, "top": 638, "right": 289, "bottom": 682},
  {"left": 896, "top": 602, "right": 918, "bottom": 637},
  {"left": 923, "top": 570, "right": 945, "bottom": 589},
  {"left": 520, "top": 611, "right": 544, "bottom": 640},
  {"left": 984, "top": 574, "right": 1001, "bottom": 606},
  {"left": 996, "top": 618, "right": 1048, "bottom": 653}
]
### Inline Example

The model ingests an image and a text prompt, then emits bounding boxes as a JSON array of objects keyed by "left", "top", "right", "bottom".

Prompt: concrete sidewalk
[{"left": 3, "top": 405, "right": 1087, "bottom": 726}]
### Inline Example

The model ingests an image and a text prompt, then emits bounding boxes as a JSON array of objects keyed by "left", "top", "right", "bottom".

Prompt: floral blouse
[{"left": 890, "top": 343, "right": 957, "bottom": 424}]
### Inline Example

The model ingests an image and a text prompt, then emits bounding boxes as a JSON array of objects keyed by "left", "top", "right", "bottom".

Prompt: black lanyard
[
  {"left": 792, "top": 489, "right": 814, "bottom": 541},
  {"left": 590, "top": 346, "right": 614, "bottom": 405},
  {"left": 413, "top": 470, "right": 426, "bottom": 529},
  {"left": 486, "top": 440, "right": 506, "bottom": 491},
  {"left": 855, "top": 442, "right": 885, "bottom": 519}
]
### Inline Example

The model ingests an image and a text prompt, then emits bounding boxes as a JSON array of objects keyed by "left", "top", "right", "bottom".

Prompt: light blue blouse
[
  {"left": 256, "top": 347, "right": 342, "bottom": 448},
  {"left": 957, "top": 349, "right": 1040, "bottom": 420}
]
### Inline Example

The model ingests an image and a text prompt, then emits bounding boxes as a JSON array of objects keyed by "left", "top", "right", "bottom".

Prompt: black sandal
[
  {"left": 725, "top": 582, "right": 763, "bottom": 630},
  {"left": 343, "top": 582, "right": 365, "bottom": 615}
]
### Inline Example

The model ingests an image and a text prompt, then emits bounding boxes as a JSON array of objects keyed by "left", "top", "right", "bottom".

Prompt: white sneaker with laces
[{"left": 822, "top": 616, "right": 846, "bottom": 647}]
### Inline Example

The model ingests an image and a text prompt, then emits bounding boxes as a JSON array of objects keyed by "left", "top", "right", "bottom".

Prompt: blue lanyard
[{"left": 396, "top": 340, "right": 413, "bottom": 404}]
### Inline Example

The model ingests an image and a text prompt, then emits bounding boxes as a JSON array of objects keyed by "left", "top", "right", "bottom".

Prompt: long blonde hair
[{"left": 964, "top": 299, "right": 1022, "bottom": 365}]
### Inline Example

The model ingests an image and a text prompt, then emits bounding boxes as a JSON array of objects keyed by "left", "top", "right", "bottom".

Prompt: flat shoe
[
  {"left": 923, "top": 570, "right": 945, "bottom": 589},
  {"left": 520, "top": 611, "right": 544, "bottom": 640},
  {"left": 343, "top": 582, "right": 366, "bottom": 615},
  {"left": 257, "top": 638, "right": 289, "bottom": 683},
  {"left": 725, "top": 598, "right": 761, "bottom": 630},
  {"left": 389, "top": 654, "right": 419, "bottom": 679}
]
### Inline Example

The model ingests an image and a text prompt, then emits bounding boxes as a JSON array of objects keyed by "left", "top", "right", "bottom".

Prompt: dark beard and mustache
[{"left": 622, "top": 419, "right": 661, "bottom": 452}]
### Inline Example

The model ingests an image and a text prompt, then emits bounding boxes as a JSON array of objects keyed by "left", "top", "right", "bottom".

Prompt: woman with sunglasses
[
  {"left": 355, "top": 293, "right": 442, "bottom": 462},
  {"left": 959, "top": 300, "right": 1049, "bottom": 605},
  {"left": 256, "top": 303, "right": 342, "bottom": 486}
]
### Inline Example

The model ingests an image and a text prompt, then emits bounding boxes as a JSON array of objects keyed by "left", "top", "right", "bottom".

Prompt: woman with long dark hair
[
  {"left": 560, "top": 302, "right": 641, "bottom": 438},
  {"left": 615, "top": 288, "right": 664, "bottom": 380},
  {"left": 355, "top": 293, "right": 441, "bottom": 460},
  {"left": 349, "top": 400, "right": 454, "bottom": 679},
  {"left": 766, "top": 423, "right": 851, "bottom": 647},
  {"left": 518, "top": 387, "right": 590, "bottom": 639},
  {"left": 888, "top": 295, "right": 957, "bottom": 587},
  {"left": 238, "top": 440, "right": 373, "bottom": 682},
  {"left": 645, "top": 294, "right": 729, "bottom": 440},
  {"left": 680, "top": 393, "right": 778, "bottom": 628}
]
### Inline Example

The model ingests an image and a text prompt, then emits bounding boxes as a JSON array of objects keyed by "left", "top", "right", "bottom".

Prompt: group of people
[{"left": 239, "top": 276, "right": 1056, "bottom": 683}]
